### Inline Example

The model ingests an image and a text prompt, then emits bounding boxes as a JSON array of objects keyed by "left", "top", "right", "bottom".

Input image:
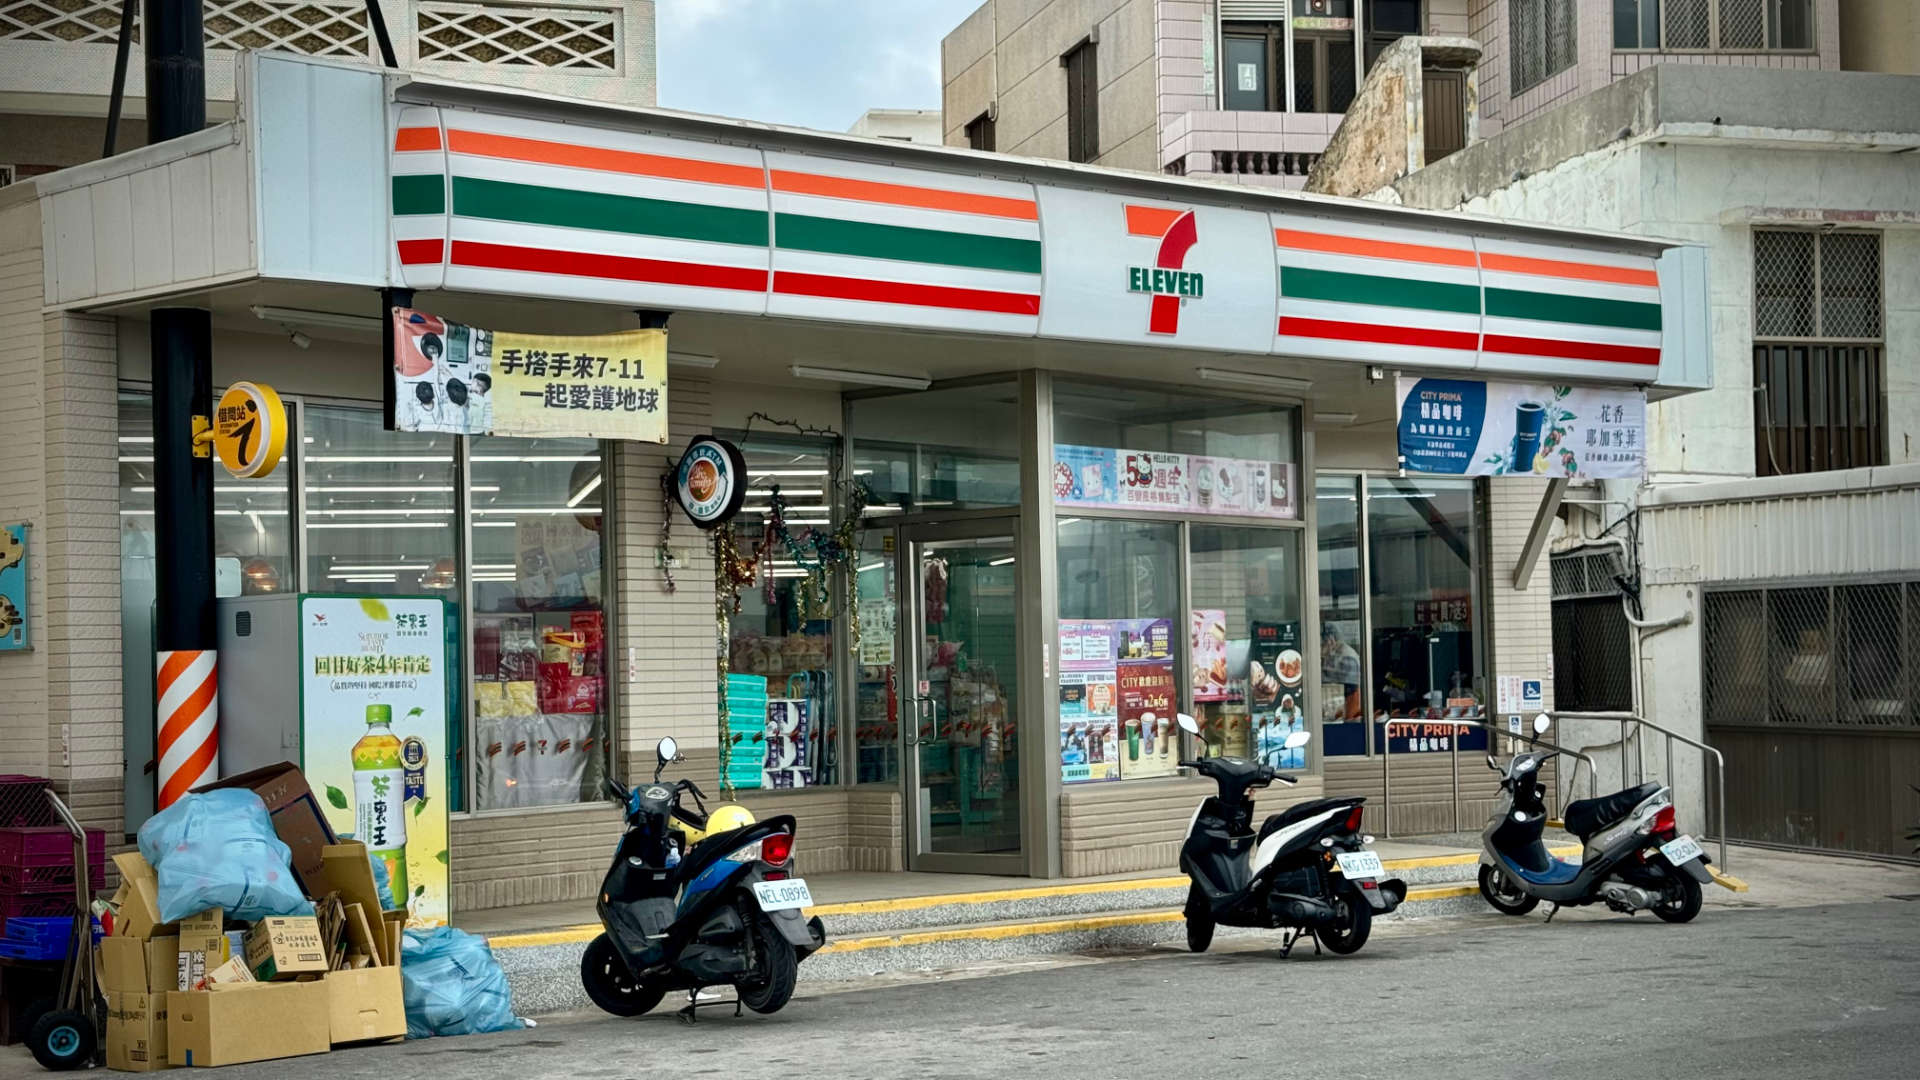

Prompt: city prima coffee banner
[
  {"left": 1395, "top": 377, "right": 1646, "bottom": 479},
  {"left": 390, "top": 307, "right": 668, "bottom": 442}
]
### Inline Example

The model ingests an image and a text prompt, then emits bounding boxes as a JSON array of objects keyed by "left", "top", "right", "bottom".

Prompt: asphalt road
[{"left": 184, "top": 895, "right": 1919, "bottom": 1080}]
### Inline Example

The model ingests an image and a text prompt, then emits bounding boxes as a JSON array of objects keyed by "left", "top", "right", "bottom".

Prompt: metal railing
[
  {"left": 1555, "top": 710, "right": 1729, "bottom": 870},
  {"left": 1379, "top": 715, "right": 1599, "bottom": 839}
]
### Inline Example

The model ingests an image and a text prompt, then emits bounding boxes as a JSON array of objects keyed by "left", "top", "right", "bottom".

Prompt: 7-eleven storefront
[{"left": 6, "top": 52, "right": 1708, "bottom": 909}]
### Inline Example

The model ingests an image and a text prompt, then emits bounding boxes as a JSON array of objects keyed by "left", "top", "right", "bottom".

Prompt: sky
[{"left": 655, "top": 0, "right": 986, "bottom": 132}]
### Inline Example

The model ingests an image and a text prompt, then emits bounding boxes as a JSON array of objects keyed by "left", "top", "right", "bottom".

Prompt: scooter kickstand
[
  {"left": 677, "top": 990, "right": 699, "bottom": 1025},
  {"left": 1544, "top": 903, "right": 1559, "bottom": 924},
  {"left": 1278, "top": 928, "right": 1298, "bottom": 960},
  {"left": 1310, "top": 930, "right": 1323, "bottom": 956}
]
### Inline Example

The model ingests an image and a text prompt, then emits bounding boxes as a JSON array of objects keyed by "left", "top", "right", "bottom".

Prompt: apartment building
[
  {"left": 0, "top": 0, "right": 657, "bottom": 181},
  {"left": 941, "top": 1, "right": 1884, "bottom": 188}
]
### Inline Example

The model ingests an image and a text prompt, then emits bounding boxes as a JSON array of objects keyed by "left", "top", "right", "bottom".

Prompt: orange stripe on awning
[
  {"left": 445, "top": 129, "right": 766, "bottom": 189},
  {"left": 1126, "top": 205, "right": 1185, "bottom": 238},
  {"left": 1478, "top": 251, "right": 1660, "bottom": 288},
  {"left": 1273, "top": 228, "right": 1478, "bottom": 268},
  {"left": 770, "top": 170, "right": 1036, "bottom": 221},
  {"left": 393, "top": 126, "right": 441, "bottom": 152}
]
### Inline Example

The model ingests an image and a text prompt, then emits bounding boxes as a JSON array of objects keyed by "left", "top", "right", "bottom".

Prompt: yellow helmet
[{"left": 682, "top": 802, "right": 755, "bottom": 847}]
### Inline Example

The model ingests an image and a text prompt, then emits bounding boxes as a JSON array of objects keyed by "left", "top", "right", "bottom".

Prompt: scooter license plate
[
  {"left": 1335, "top": 851, "right": 1385, "bottom": 880},
  {"left": 1659, "top": 835, "right": 1704, "bottom": 865},
  {"left": 751, "top": 879, "right": 814, "bottom": 912}
]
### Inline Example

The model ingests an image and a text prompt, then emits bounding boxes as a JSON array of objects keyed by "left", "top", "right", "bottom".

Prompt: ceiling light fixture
[
  {"left": 566, "top": 473, "right": 603, "bottom": 508},
  {"left": 1195, "top": 368, "right": 1313, "bottom": 394},
  {"left": 667, "top": 352, "right": 719, "bottom": 369},
  {"left": 790, "top": 364, "right": 932, "bottom": 391},
  {"left": 249, "top": 305, "right": 382, "bottom": 333},
  {"left": 1315, "top": 412, "right": 1358, "bottom": 425}
]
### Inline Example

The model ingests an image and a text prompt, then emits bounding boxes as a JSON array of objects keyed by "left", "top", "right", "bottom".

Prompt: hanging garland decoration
[
  {"left": 655, "top": 460, "right": 679, "bottom": 595},
  {"left": 712, "top": 520, "right": 761, "bottom": 798},
  {"left": 760, "top": 476, "right": 872, "bottom": 627}
]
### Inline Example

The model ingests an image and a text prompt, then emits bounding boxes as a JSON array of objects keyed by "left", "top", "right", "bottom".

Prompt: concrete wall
[
  {"left": 942, "top": 0, "right": 1159, "bottom": 172},
  {"left": 847, "top": 109, "right": 944, "bottom": 145}
]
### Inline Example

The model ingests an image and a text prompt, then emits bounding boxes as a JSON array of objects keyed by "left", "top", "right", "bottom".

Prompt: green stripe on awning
[
  {"left": 391, "top": 174, "right": 446, "bottom": 216},
  {"left": 1485, "top": 287, "right": 1662, "bottom": 332},
  {"left": 1280, "top": 266, "right": 1480, "bottom": 315},
  {"left": 775, "top": 213, "right": 1042, "bottom": 275},
  {"left": 450, "top": 176, "right": 769, "bottom": 247}
]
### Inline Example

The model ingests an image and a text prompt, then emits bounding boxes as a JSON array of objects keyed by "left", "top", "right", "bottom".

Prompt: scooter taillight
[
  {"left": 760, "top": 831, "right": 794, "bottom": 867},
  {"left": 1343, "top": 805, "right": 1364, "bottom": 833},
  {"left": 1649, "top": 805, "right": 1676, "bottom": 838}
]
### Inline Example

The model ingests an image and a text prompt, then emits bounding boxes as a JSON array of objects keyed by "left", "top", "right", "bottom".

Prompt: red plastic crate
[
  {"left": 0, "top": 893, "right": 76, "bottom": 935},
  {"left": 0, "top": 827, "right": 108, "bottom": 895},
  {"left": 0, "top": 862, "right": 107, "bottom": 895},
  {"left": 0, "top": 777, "right": 53, "bottom": 829}
]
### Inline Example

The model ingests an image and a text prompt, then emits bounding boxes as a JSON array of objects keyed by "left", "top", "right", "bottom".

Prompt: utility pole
[{"left": 146, "top": 0, "right": 219, "bottom": 808}]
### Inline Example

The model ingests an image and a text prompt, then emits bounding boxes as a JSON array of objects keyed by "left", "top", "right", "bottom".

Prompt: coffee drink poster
[{"left": 1395, "top": 377, "right": 1646, "bottom": 479}]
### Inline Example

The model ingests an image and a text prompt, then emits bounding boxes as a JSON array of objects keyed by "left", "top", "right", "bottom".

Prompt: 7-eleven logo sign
[{"left": 1125, "top": 205, "right": 1202, "bottom": 335}]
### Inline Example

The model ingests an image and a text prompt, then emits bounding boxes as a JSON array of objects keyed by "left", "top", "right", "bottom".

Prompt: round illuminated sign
[
  {"left": 672, "top": 435, "right": 746, "bottom": 529},
  {"left": 213, "top": 381, "right": 287, "bottom": 479}
]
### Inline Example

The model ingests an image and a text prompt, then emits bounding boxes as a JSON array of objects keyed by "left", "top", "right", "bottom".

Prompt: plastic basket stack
[
  {"left": 723, "top": 674, "right": 768, "bottom": 791},
  {"left": 0, "top": 775, "right": 105, "bottom": 934}
]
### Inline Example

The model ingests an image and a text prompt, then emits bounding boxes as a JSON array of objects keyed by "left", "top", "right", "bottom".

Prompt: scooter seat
[
  {"left": 1563, "top": 782, "right": 1661, "bottom": 839},
  {"left": 1257, "top": 797, "right": 1361, "bottom": 840}
]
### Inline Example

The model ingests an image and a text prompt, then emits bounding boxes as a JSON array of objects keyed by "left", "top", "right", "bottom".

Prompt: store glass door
[{"left": 898, "top": 521, "right": 1024, "bottom": 873}]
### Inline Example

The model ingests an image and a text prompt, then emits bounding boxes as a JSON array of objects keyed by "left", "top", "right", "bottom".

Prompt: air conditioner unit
[{"left": 0, "top": 165, "right": 16, "bottom": 188}]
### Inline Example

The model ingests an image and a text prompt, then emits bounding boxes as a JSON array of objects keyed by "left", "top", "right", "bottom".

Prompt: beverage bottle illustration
[{"left": 353, "top": 704, "right": 409, "bottom": 898}]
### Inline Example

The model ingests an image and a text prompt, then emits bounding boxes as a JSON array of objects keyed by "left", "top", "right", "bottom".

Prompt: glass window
[
  {"left": 851, "top": 381, "right": 1022, "bottom": 515},
  {"left": 1052, "top": 380, "right": 1300, "bottom": 521},
  {"left": 725, "top": 434, "right": 841, "bottom": 788},
  {"left": 1366, "top": 477, "right": 1478, "bottom": 721},
  {"left": 468, "top": 436, "right": 610, "bottom": 810},
  {"left": 1057, "top": 519, "right": 1181, "bottom": 781},
  {"left": 303, "top": 405, "right": 458, "bottom": 596},
  {"left": 1316, "top": 474, "right": 1367, "bottom": 755},
  {"left": 853, "top": 527, "right": 899, "bottom": 784},
  {"left": 1224, "top": 32, "right": 1272, "bottom": 111},
  {"left": 1190, "top": 526, "right": 1307, "bottom": 770}
]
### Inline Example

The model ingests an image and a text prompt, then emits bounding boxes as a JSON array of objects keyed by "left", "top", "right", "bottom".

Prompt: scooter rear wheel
[
  {"left": 737, "top": 917, "right": 798, "bottom": 1015},
  {"left": 1652, "top": 870, "right": 1702, "bottom": 924},
  {"left": 581, "top": 933, "right": 665, "bottom": 1017},
  {"left": 1318, "top": 889, "right": 1372, "bottom": 955},
  {"left": 1478, "top": 864, "right": 1541, "bottom": 917},
  {"left": 1184, "top": 883, "right": 1215, "bottom": 954}
]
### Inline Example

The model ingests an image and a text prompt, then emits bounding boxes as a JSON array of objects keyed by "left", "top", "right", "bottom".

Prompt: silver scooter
[{"left": 1478, "top": 716, "right": 1712, "bottom": 923}]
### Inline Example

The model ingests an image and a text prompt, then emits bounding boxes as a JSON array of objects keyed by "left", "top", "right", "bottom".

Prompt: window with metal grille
[
  {"left": 1063, "top": 38, "right": 1098, "bottom": 164},
  {"left": 1612, "top": 0, "right": 1812, "bottom": 50},
  {"left": 2, "top": 0, "right": 374, "bottom": 58},
  {"left": 1703, "top": 582, "right": 1917, "bottom": 730},
  {"left": 965, "top": 112, "right": 995, "bottom": 152},
  {"left": 1550, "top": 549, "right": 1634, "bottom": 713},
  {"left": 416, "top": 2, "right": 619, "bottom": 70},
  {"left": 1752, "top": 230, "right": 1885, "bottom": 476},
  {"left": 1509, "top": 0, "right": 1576, "bottom": 95}
]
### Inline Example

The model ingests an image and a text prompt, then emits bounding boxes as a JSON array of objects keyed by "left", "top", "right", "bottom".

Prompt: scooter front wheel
[
  {"left": 1184, "top": 883, "right": 1215, "bottom": 954},
  {"left": 1478, "top": 864, "right": 1541, "bottom": 916},
  {"left": 581, "top": 933, "right": 666, "bottom": 1017}
]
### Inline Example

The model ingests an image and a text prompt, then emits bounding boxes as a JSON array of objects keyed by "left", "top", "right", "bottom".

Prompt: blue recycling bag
[
  {"left": 400, "top": 927, "right": 525, "bottom": 1038},
  {"left": 136, "top": 788, "right": 313, "bottom": 923}
]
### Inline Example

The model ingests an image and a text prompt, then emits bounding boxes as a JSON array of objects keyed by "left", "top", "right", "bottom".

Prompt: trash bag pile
[
  {"left": 400, "top": 927, "right": 526, "bottom": 1037},
  {"left": 136, "top": 788, "right": 313, "bottom": 923}
]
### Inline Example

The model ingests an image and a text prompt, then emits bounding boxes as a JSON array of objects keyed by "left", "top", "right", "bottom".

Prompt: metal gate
[{"left": 1702, "top": 578, "right": 1920, "bottom": 857}]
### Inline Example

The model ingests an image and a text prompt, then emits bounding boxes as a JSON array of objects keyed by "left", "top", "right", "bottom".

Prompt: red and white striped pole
[{"left": 156, "top": 649, "right": 218, "bottom": 808}]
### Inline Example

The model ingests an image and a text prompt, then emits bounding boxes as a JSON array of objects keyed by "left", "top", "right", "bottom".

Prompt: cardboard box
[
  {"left": 196, "top": 763, "right": 338, "bottom": 897},
  {"left": 101, "top": 935, "right": 180, "bottom": 996},
  {"left": 167, "top": 982, "right": 331, "bottom": 1067},
  {"left": 110, "top": 854, "right": 178, "bottom": 940},
  {"left": 320, "top": 844, "right": 397, "bottom": 965},
  {"left": 107, "top": 991, "right": 170, "bottom": 1072},
  {"left": 203, "top": 956, "right": 254, "bottom": 989},
  {"left": 245, "top": 916, "right": 327, "bottom": 981},
  {"left": 324, "top": 967, "right": 406, "bottom": 1045},
  {"left": 176, "top": 909, "right": 226, "bottom": 992}
]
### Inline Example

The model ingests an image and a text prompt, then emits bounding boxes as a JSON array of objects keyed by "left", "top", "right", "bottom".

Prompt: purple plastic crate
[
  {"left": 0, "top": 777, "right": 53, "bottom": 829},
  {"left": 0, "top": 862, "right": 107, "bottom": 895},
  {"left": 0, "top": 826, "right": 104, "bottom": 867},
  {"left": 0, "top": 893, "right": 75, "bottom": 935}
]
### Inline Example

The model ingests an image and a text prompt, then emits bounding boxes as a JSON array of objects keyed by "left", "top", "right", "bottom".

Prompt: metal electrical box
[{"left": 216, "top": 594, "right": 305, "bottom": 776}]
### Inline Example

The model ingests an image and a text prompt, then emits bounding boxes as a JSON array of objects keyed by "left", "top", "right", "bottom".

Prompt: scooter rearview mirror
[
  {"left": 657, "top": 736, "right": 679, "bottom": 763},
  {"left": 1283, "top": 730, "right": 1311, "bottom": 749},
  {"left": 1175, "top": 713, "right": 1201, "bottom": 736},
  {"left": 1533, "top": 714, "right": 1551, "bottom": 735}
]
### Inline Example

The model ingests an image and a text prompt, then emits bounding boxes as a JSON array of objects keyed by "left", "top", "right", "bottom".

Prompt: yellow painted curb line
[
  {"left": 482, "top": 852, "right": 1551, "bottom": 950},
  {"left": 1709, "top": 868, "right": 1749, "bottom": 893}
]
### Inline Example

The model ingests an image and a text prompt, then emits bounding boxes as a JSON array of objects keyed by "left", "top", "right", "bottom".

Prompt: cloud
[{"left": 655, "top": 0, "right": 983, "bottom": 132}]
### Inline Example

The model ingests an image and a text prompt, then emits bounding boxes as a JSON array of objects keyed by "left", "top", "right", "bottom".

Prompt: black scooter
[
  {"left": 582, "top": 737, "right": 827, "bottom": 1022},
  {"left": 1478, "top": 717, "right": 1711, "bottom": 923},
  {"left": 1174, "top": 713, "right": 1407, "bottom": 958}
]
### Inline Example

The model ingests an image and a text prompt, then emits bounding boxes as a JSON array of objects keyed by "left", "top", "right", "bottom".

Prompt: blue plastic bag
[
  {"left": 400, "top": 927, "right": 524, "bottom": 1038},
  {"left": 337, "top": 833, "right": 398, "bottom": 910},
  {"left": 136, "top": 789, "right": 313, "bottom": 923}
]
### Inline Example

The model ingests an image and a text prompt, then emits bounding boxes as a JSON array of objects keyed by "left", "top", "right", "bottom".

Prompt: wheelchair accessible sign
[{"left": 1497, "top": 676, "right": 1545, "bottom": 714}]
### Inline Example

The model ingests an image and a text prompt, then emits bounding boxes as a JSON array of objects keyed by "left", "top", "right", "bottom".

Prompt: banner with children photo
[{"left": 389, "top": 307, "right": 669, "bottom": 442}]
